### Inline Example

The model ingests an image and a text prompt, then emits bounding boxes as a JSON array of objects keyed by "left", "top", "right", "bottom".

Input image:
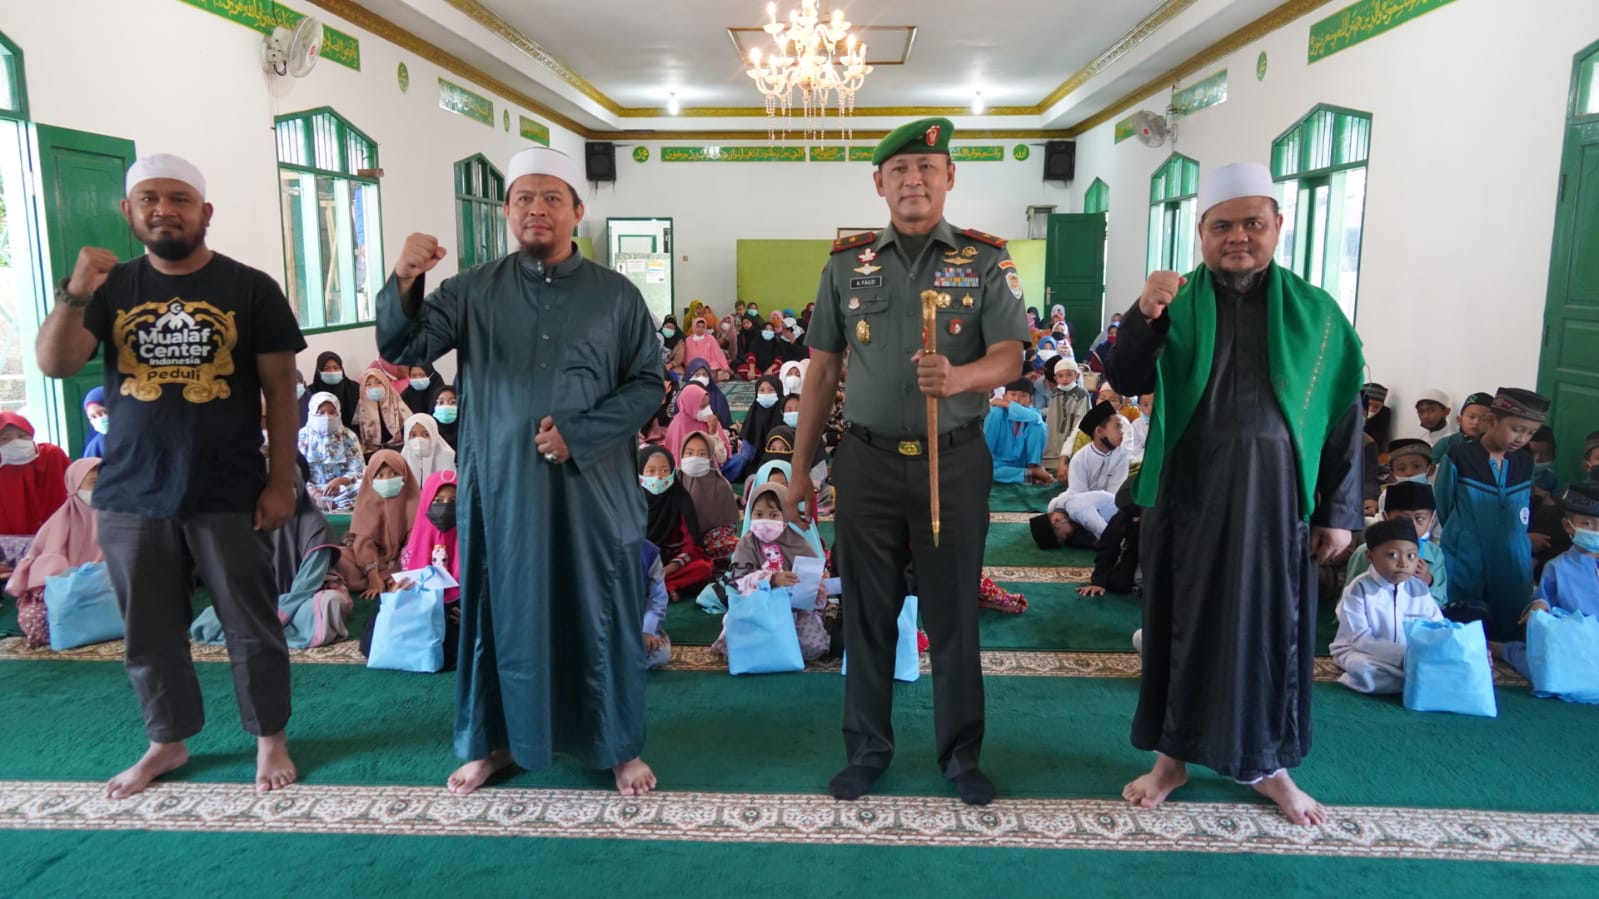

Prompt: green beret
[{"left": 872, "top": 117, "right": 955, "bottom": 166}]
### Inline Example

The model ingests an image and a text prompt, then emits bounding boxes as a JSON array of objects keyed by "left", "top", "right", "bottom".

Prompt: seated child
[
  {"left": 1410, "top": 388, "right": 1455, "bottom": 445},
  {"left": 432, "top": 386, "right": 460, "bottom": 452},
  {"left": 1076, "top": 479, "right": 1141, "bottom": 597},
  {"left": 1123, "top": 394, "right": 1154, "bottom": 463},
  {"left": 1346, "top": 481, "right": 1448, "bottom": 608},
  {"left": 984, "top": 378, "right": 1051, "bottom": 485},
  {"left": 1529, "top": 426, "right": 1561, "bottom": 500},
  {"left": 400, "top": 413, "right": 455, "bottom": 484},
  {"left": 299, "top": 392, "right": 365, "bottom": 512},
  {"left": 362, "top": 470, "right": 461, "bottom": 669},
  {"left": 5, "top": 459, "right": 101, "bottom": 648},
  {"left": 663, "top": 384, "right": 731, "bottom": 467},
  {"left": 639, "top": 444, "right": 714, "bottom": 600},
  {"left": 337, "top": 450, "right": 420, "bottom": 600},
  {"left": 82, "top": 387, "right": 109, "bottom": 459},
  {"left": 1363, "top": 382, "right": 1392, "bottom": 452},
  {"left": 1430, "top": 391, "right": 1493, "bottom": 464},
  {"left": 1435, "top": 387, "right": 1548, "bottom": 640},
  {"left": 642, "top": 541, "right": 672, "bottom": 670},
  {"left": 1055, "top": 402, "right": 1128, "bottom": 538},
  {"left": 1495, "top": 482, "right": 1599, "bottom": 678},
  {"left": 1330, "top": 518, "right": 1444, "bottom": 694},
  {"left": 718, "top": 481, "right": 830, "bottom": 662},
  {"left": 678, "top": 432, "right": 741, "bottom": 564},
  {"left": 1531, "top": 433, "right": 1599, "bottom": 576},
  {"left": 0, "top": 412, "right": 71, "bottom": 569}
]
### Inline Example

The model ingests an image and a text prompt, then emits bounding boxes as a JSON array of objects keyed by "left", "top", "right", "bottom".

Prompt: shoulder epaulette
[
  {"left": 832, "top": 231, "right": 877, "bottom": 253},
  {"left": 962, "top": 228, "right": 1007, "bottom": 249}
]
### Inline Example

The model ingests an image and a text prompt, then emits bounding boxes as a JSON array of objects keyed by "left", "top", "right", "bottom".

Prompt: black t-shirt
[{"left": 84, "top": 253, "right": 307, "bottom": 518}]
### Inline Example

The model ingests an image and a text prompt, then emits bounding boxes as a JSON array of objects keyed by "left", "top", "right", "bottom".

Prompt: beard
[
  {"left": 1208, "top": 263, "right": 1267, "bottom": 295},
  {"left": 143, "top": 223, "right": 206, "bottom": 261}
]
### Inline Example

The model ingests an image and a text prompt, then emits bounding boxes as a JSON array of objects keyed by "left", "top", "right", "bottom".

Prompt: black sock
[
  {"left": 828, "top": 765, "right": 884, "bottom": 801},
  {"left": 953, "top": 769, "right": 995, "bottom": 806}
]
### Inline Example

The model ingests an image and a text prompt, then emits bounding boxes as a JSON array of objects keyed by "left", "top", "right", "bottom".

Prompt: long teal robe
[{"left": 377, "top": 248, "right": 663, "bottom": 770}]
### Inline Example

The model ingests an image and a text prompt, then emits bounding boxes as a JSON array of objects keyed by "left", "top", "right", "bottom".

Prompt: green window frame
[
  {"left": 1084, "top": 178, "right": 1109, "bottom": 215},
  {"left": 274, "top": 107, "right": 384, "bottom": 333},
  {"left": 0, "top": 31, "right": 26, "bottom": 121},
  {"left": 1147, "top": 154, "right": 1198, "bottom": 274},
  {"left": 1579, "top": 46, "right": 1599, "bottom": 117},
  {"left": 1271, "top": 104, "right": 1372, "bottom": 322},
  {"left": 454, "top": 154, "right": 506, "bottom": 270}
]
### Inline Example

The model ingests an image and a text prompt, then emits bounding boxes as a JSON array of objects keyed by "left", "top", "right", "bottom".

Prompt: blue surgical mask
[
  {"left": 663, "top": 327, "right": 676, "bottom": 338},
  {"left": 1533, "top": 461, "right": 1553, "bottom": 475},
  {"left": 295, "top": 383, "right": 306, "bottom": 400},
  {"left": 782, "top": 411, "right": 799, "bottom": 428},
  {"left": 756, "top": 393, "right": 779, "bottom": 408},
  {"left": 1572, "top": 528, "right": 1599, "bottom": 554},
  {"left": 762, "top": 331, "right": 775, "bottom": 341},
  {"left": 89, "top": 415, "right": 109, "bottom": 435},
  {"left": 640, "top": 473, "right": 674, "bottom": 495},
  {"left": 365, "top": 387, "right": 387, "bottom": 402},
  {"left": 1397, "top": 473, "right": 1429, "bottom": 485},
  {"left": 409, "top": 378, "right": 431, "bottom": 392},
  {"left": 320, "top": 371, "right": 343, "bottom": 385},
  {"left": 434, "top": 405, "right": 458, "bottom": 424},
  {"left": 371, "top": 476, "right": 405, "bottom": 499}
]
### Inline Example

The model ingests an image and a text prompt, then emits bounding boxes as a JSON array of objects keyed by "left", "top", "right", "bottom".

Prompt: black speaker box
[
  {"left": 585, "top": 141, "right": 616, "bottom": 182},
  {"left": 1043, "top": 140, "right": 1075, "bottom": 183}
]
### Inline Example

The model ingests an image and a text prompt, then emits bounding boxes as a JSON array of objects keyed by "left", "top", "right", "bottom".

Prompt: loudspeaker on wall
[
  {"left": 585, "top": 142, "right": 616, "bottom": 182},
  {"left": 1043, "top": 140, "right": 1075, "bottom": 184}
]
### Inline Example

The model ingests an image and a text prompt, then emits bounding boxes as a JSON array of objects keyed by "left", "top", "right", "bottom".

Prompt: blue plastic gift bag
[
  {"left": 842, "top": 595, "right": 920, "bottom": 683},
  {"left": 44, "top": 562, "right": 124, "bottom": 650},
  {"left": 1526, "top": 609, "right": 1599, "bottom": 704},
  {"left": 724, "top": 584, "right": 803, "bottom": 675},
  {"left": 366, "top": 586, "right": 446, "bottom": 673},
  {"left": 1402, "top": 618, "right": 1497, "bottom": 717}
]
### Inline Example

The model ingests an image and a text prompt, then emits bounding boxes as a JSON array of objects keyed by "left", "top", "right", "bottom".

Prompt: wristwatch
[{"left": 54, "top": 278, "right": 94, "bottom": 309}]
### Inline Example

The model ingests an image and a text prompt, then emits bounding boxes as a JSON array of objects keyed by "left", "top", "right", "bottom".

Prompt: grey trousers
[{"left": 97, "top": 511, "right": 291, "bottom": 743}]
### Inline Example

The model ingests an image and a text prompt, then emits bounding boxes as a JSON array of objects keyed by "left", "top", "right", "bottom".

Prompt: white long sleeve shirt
[
  {"left": 1330, "top": 568, "right": 1444, "bottom": 667},
  {"left": 1066, "top": 439, "right": 1129, "bottom": 497}
]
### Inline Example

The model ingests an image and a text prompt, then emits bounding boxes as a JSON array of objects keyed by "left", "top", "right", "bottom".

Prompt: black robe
[{"left": 1107, "top": 277, "right": 1362, "bottom": 780}]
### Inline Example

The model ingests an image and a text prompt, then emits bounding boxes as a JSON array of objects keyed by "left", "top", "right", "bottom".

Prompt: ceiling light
[
  {"left": 747, "top": 1, "right": 873, "bottom": 142},
  {"left": 972, "top": 90, "right": 984, "bottom": 115},
  {"left": 667, "top": 92, "right": 680, "bottom": 115}
]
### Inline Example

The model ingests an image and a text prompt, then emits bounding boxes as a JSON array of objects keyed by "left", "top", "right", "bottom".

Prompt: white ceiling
[{"left": 344, "top": 0, "right": 1299, "bottom": 133}]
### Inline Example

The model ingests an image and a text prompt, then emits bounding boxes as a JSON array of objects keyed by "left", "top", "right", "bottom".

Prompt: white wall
[
  {"left": 1065, "top": 0, "right": 1599, "bottom": 414},
  {"left": 5, "top": 0, "right": 589, "bottom": 384}
]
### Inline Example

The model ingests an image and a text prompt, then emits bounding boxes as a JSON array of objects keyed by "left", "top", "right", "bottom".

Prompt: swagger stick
[{"left": 920, "top": 290, "right": 942, "bottom": 547}]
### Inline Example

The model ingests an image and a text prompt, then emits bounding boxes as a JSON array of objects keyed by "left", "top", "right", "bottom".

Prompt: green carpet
[
  {"left": 4, "top": 659, "right": 1597, "bottom": 814},
  {"left": 987, "top": 483, "right": 1063, "bottom": 512},
  {"left": 6, "top": 829, "right": 1588, "bottom": 899}
]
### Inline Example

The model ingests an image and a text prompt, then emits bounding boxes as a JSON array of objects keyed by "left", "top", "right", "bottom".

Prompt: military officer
[{"left": 786, "top": 117, "right": 1029, "bottom": 806}]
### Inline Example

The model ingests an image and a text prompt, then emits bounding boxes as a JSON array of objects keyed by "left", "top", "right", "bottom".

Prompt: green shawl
[{"left": 1133, "top": 263, "right": 1365, "bottom": 519}]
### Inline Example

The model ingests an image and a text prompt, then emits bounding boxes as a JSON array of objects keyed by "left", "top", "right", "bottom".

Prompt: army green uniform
[{"left": 808, "top": 219, "right": 1029, "bottom": 777}]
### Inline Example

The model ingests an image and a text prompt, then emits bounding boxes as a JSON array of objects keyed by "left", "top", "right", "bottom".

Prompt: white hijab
[{"left": 400, "top": 412, "right": 456, "bottom": 484}]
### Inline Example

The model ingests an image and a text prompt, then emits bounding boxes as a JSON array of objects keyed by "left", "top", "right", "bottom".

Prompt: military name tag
[
  {"left": 855, "top": 319, "right": 871, "bottom": 344},
  {"left": 850, "top": 276, "right": 882, "bottom": 289}
]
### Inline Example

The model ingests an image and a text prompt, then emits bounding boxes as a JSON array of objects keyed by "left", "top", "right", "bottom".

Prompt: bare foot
[
  {"left": 1122, "top": 754, "right": 1188, "bottom": 809},
  {"left": 613, "top": 757, "right": 657, "bottom": 797},
  {"left": 446, "top": 750, "right": 514, "bottom": 796},
  {"left": 256, "top": 732, "right": 298, "bottom": 794},
  {"left": 105, "top": 741, "right": 189, "bottom": 800},
  {"left": 1252, "top": 770, "right": 1328, "bottom": 826}
]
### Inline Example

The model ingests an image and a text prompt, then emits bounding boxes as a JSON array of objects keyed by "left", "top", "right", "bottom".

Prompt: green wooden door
[
  {"left": 34, "top": 124, "right": 136, "bottom": 455},
  {"left": 1042, "top": 212, "right": 1106, "bottom": 359},
  {"left": 1537, "top": 41, "right": 1599, "bottom": 485}
]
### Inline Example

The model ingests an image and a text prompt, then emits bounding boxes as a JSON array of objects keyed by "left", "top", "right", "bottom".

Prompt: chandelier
[{"left": 747, "top": 1, "right": 873, "bottom": 141}]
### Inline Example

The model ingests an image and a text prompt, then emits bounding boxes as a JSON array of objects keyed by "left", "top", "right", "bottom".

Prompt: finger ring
[{"left": 544, "top": 452, "right": 558, "bottom": 463}]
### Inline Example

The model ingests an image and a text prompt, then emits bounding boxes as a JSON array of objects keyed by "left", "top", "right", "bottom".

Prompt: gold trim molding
[
  {"left": 1037, "top": 0, "right": 1200, "bottom": 112},
  {"left": 439, "top": 0, "right": 622, "bottom": 114}
]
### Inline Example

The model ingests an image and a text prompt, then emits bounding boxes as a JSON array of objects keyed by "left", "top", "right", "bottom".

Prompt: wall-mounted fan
[
  {"left": 263, "top": 16, "right": 323, "bottom": 77},
  {"left": 1128, "top": 110, "right": 1169, "bottom": 148}
]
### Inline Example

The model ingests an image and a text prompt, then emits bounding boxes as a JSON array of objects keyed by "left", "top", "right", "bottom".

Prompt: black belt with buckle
[{"left": 846, "top": 421, "right": 982, "bottom": 457}]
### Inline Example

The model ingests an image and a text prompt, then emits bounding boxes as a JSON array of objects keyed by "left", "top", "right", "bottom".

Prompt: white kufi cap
[
  {"left": 1196, "top": 161, "right": 1273, "bottom": 218},
  {"left": 125, "top": 153, "right": 206, "bottom": 198},
  {"left": 505, "top": 147, "right": 584, "bottom": 198}
]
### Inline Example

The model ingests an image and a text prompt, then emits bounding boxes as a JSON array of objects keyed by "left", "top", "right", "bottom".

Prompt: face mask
[
  {"left": 756, "top": 393, "right": 779, "bottom": 408},
  {"left": 694, "top": 406, "right": 715, "bottom": 422},
  {"left": 782, "top": 412, "right": 800, "bottom": 429},
  {"left": 409, "top": 378, "right": 432, "bottom": 392},
  {"left": 295, "top": 383, "right": 306, "bottom": 400},
  {"left": 1038, "top": 350, "right": 1057, "bottom": 362},
  {"left": 692, "top": 333, "right": 706, "bottom": 341},
  {"left": 434, "top": 405, "right": 458, "bottom": 424},
  {"left": 426, "top": 501, "right": 456, "bottom": 532},
  {"left": 662, "top": 327, "right": 676, "bottom": 338},
  {"left": 761, "top": 331, "right": 775, "bottom": 341},
  {"left": 691, "top": 376, "right": 710, "bottom": 388},
  {"left": 311, "top": 415, "right": 335, "bottom": 434},
  {"left": 1534, "top": 461, "right": 1553, "bottom": 475},
  {"left": 78, "top": 488, "right": 94, "bottom": 505},
  {"left": 680, "top": 456, "right": 712, "bottom": 477},
  {"left": 783, "top": 376, "right": 802, "bottom": 394},
  {"left": 750, "top": 519, "right": 786, "bottom": 543},
  {"left": 1, "top": 439, "right": 39, "bottom": 466},
  {"left": 1396, "top": 473, "right": 1429, "bottom": 485},
  {"left": 89, "top": 415, "right": 109, "bottom": 435},
  {"left": 783, "top": 317, "right": 797, "bottom": 328},
  {"left": 1572, "top": 528, "right": 1599, "bottom": 553},
  {"left": 640, "top": 474, "right": 674, "bottom": 495},
  {"left": 365, "top": 387, "right": 387, "bottom": 403},
  {"left": 371, "top": 476, "right": 405, "bottom": 499},
  {"left": 320, "top": 371, "right": 343, "bottom": 385},
  {"left": 407, "top": 436, "right": 431, "bottom": 456}
]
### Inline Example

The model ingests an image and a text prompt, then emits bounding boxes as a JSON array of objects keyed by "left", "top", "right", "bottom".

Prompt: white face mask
[
  {"left": 695, "top": 406, "right": 715, "bottom": 422},
  {"left": 311, "top": 415, "right": 336, "bottom": 434},
  {"left": 78, "top": 488, "right": 94, "bottom": 505},
  {"left": 0, "top": 439, "right": 39, "bottom": 466},
  {"left": 407, "top": 436, "right": 431, "bottom": 456},
  {"left": 783, "top": 376, "right": 802, "bottom": 394},
  {"left": 750, "top": 519, "right": 786, "bottom": 543},
  {"left": 371, "top": 476, "right": 405, "bottom": 499},
  {"left": 756, "top": 393, "right": 779, "bottom": 409},
  {"left": 679, "top": 456, "right": 712, "bottom": 477}
]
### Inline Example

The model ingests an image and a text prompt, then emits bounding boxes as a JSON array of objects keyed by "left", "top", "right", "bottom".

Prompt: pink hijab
[
  {"left": 682, "top": 326, "right": 732, "bottom": 372},
  {"left": 6, "top": 458, "right": 102, "bottom": 596},
  {"left": 399, "top": 470, "right": 459, "bottom": 603},
  {"left": 662, "top": 384, "right": 729, "bottom": 465}
]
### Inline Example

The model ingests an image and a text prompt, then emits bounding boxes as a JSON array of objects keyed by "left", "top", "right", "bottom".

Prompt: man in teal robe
[{"left": 377, "top": 148, "right": 664, "bottom": 796}]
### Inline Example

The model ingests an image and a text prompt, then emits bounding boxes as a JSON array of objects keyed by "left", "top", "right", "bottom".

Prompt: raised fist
[
  {"left": 395, "top": 233, "right": 447, "bottom": 281},
  {"left": 1137, "top": 271, "right": 1187, "bottom": 321},
  {"left": 67, "top": 247, "right": 119, "bottom": 298}
]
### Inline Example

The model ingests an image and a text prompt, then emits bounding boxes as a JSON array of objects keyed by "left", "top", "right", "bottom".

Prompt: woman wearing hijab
[
  {"left": 400, "top": 364, "right": 446, "bottom": 416},
  {"left": 81, "top": 387, "right": 109, "bottom": 459},
  {"left": 747, "top": 318, "right": 784, "bottom": 380},
  {"left": 0, "top": 413, "right": 70, "bottom": 560},
  {"left": 311, "top": 352, "right": 362, "bottom": 428},
  {"left": 663, "top": 383, "right": 731, "bottom": 466},
  {"left": 6, "top": 458, "right": 101, "bottom": 647},
  {"left": 677, "top": 431, "right": 741, "bottom": 565},
  {"left": 683, "top": 359, "right": 733, "bottom": 429},
  {"left": 680, "top": 317, "right": 733, "bottom": 381},
  {"left": 354, "top": 367, "right": 410, "bottom": 458},
  {"left": 659, "top": 315, "right": 684, "bottom": 356},
  {"left": 366, "top": 357, "right": 411, "bottom": 392},
  {"left": 338, "top": 449, "right": 420, "bottom": 600},
  {"left": 363, "top": 469, "right": 462, "bottom": 670},
  {"left": 400, "top": 412, "right": 456, "bottom": 485},
  {"left": 432, "top": 386, "right": 460, "bottom": 452},
  {"left": 779, "top": 360, "right": 807, "bottom": 398},
  {"left": 739, "top": 375, "right": 785, "bottom": 465},
  {"left": 639, "top": 444, "right": 713, "bottom": 600},
  {"left": 714, "top": 479, "right": 830, "bottom": 662},
  {"left": 298, "top": 393, "right": 365, "bottom": 512}
]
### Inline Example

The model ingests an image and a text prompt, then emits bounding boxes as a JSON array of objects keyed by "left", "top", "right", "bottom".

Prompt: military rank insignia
[{"left": 961, "top": 293, "right": 975, "bottom": 308}]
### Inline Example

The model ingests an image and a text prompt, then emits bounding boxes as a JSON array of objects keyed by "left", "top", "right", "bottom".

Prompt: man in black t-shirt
[{"left": 35, "top": 154, "right": 306, "bottom": 799}]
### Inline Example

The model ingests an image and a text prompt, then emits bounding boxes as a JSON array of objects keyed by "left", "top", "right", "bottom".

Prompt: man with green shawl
[
  {"left": 1107, "top": 162, "right": 1364, "bottom": 826},
  {"left": 377, "top": 147, "right": 664, "bottom": 796}
]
